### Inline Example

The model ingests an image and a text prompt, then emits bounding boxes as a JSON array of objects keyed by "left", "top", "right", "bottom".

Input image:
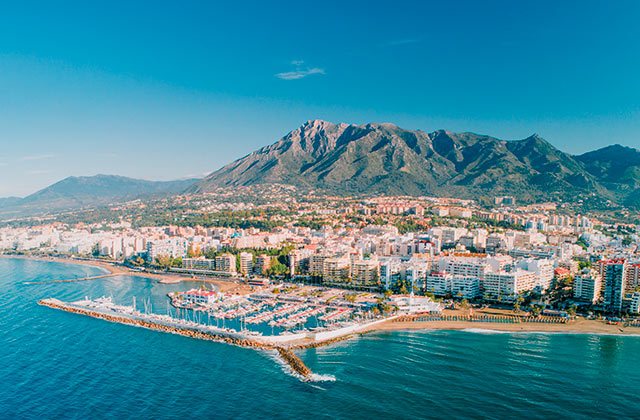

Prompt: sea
[{"left": 2, "top": 257, "right": 639, "bottom": 419}]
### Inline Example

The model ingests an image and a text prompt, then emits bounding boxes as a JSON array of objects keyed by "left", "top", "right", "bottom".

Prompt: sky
[{"left": 1, "top": 0, "right": 639, "bottom": 197}]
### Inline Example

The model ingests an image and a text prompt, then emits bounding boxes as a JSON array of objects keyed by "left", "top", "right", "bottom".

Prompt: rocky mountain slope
[{"left": 195, "top": 120, "right": 631, "bottom": 205}]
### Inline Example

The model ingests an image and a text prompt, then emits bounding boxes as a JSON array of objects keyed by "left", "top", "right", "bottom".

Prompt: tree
[
  {"left": 459, "top": 299, "right": 470, "bottom": 315},
  {"left": 155, "top": 254, "right": 172, "bottom": 269},
  {"left": 91, "top": 243, "right": 101, "bottom": 258},
  {"left": 267, "top": 261, "right": 288, "bottom": 277},
  {"left": 566, "top": 305, "right": 577, "bottom": 318},
  {"left": 513, "top": 295, "right": 524, "bottom": 314},
  {"left": 530, "top": 305, "right": 542, "bottom": 318},
  {"left": 344, "top": 293, "right": 357, "bottom": 303}
]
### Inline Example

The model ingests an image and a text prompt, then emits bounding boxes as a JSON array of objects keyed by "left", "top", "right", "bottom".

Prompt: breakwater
[
  {"left": 38, "top": 298, "right": 274, "bottom": 349},
  {"left": 24, "top": 273, "right": 118, "bottom": 285},
  {"left": 276, "top": 348, "right": 312, "bottom": 378},
  {"left": 38, "top": 298, "right": 321, "bottom": 380}
]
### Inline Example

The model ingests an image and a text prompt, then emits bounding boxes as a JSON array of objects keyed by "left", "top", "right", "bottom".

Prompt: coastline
[
  {"left": 6, "top": 254, "right": 640, "bottom": 338},
  {"left": 0, "top": 254, "right": 248, "bottom": 294},
  {"left": 367, "top": 318, "right": 640, "bottom": 336}
]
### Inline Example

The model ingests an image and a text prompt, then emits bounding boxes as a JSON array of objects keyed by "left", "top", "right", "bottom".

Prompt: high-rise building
[
  {"left": 626, "top": 263, "right": 640, "bottom": 291},
  {"left": 255, "top": 254, "right": 272, "bottom": 275},
  {"left": 239, "top": 252, "right": 253, "bottom": 275},
  {"left": 215, "top": 253, "right": 237, "bottom": 274},
  {"left": 573, "top": 269, "right": 602, "bottom": 304},
  {"left": 599, "top": 259, "right": 627, "bottom": 312},
  {"left": 630, "top": 292, "right": 640, "bottom": 315}
]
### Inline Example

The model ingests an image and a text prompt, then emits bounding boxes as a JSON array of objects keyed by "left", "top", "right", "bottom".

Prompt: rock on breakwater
[
  {"left": 276, "top": 348, "right": 312, "bottom": 379},
  {"left": 38, "top": 298, "right": 319, "bottom": 381}
]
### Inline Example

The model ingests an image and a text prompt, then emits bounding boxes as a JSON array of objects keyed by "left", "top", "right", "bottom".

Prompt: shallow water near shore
[{"left": 2, "top": 258, "right": 640, "bottom": 419}]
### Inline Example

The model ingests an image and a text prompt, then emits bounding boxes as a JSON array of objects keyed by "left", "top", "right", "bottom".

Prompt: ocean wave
[
  {"left": 460, "top": 328, "right": 640, "bottom": 338},
  {"left": 461, "top": 328, "right": 516, "bottom": 335}
]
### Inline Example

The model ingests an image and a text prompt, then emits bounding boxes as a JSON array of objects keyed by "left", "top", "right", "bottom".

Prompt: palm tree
[
  {"left": 460, "top": 299, "right": 471, "bottom": 317},
  {"left": 513, "top": 295, "right": 524, "bottom": 314}
]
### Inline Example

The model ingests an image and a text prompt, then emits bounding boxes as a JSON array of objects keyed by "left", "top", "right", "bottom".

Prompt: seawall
[{"left": 38, "top": 298, "right": 321, "bottom": 380}]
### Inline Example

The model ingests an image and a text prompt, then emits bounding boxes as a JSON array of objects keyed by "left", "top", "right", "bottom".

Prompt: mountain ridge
[
  {"left": 0, "top": 174, "right": 199, "bottom": 218},
  {"left": 194, "top": 120, "right": 635, "bottom": 206}
]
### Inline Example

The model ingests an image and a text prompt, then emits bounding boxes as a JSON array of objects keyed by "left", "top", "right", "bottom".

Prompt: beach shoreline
[
  {"left": 6, "top": 254, "right": 640, "bottom": 338},
  {"left": 0, "top": 254, "right": 249, "bottom": 294},
  {"left": 367, "top": 318, "right": 640, "bottom": 336}
]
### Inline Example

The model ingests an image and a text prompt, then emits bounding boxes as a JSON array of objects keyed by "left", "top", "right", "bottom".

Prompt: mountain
[
  {"left": 0, "top": 197, "right": 22, "bottom": 208},
  {"left": 576, "top": 145, "right": 640, "bottom": 207},
  {"left": 194, "top": 120, "right": 614, "bottom": 203},
  {"left": 0, "top": 175, "right": 198, "bottom": 218}
]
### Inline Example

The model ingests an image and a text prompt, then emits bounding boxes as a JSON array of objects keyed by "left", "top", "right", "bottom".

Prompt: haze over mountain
[
  {"left": 0, "top": 175, "right": 198, "bottom": 218},
  {"left": 195, "top": 120, "right": 639, "bottom": 207}
]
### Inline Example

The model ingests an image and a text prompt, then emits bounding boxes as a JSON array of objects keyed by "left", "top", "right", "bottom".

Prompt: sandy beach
[{"left": 370, "top": 316, "right": 640, "bottom": 336}]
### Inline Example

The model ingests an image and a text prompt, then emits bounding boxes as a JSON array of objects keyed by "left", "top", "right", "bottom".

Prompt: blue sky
[{"left": 1, "top": 0, "right": 639, "bottom": 196}]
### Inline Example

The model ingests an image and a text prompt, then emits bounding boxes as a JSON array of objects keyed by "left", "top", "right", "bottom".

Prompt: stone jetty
[
  {"left": 38, "top": 298, "right": 320, "bottom": 380},
  {"left": 276, "top": 348, "right": 312, "bottom": 379}
]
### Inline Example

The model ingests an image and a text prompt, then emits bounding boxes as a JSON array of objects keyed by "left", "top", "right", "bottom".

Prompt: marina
[
  {"left": 167, "top": 284, "right": 386, "bottom": 337},
  {"left": 38, "top": 290, "right": 400, "bottom": 381}
]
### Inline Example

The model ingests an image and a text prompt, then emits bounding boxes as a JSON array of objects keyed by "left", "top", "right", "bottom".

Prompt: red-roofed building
[
  {"left": 554, "top": 267, "right": 571, "bottom": 280},
  {"left": 181, "top": 289, "right": 222, "bottom": 305}
]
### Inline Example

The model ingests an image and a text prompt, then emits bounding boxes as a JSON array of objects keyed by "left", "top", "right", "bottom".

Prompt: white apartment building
[
  {"left": 239, "top": 252, "right": 253, "bottom": 275},
  {"left": 517, "top": 258, "right": 555, "bottom": 291},
  {"left": 630, "top": 292, "right": 640, "bottom": 314},
  {"left": 482, "top": 270, "right": 538, "bottom": 299},
  {"left": 425, "top": 272, "right": 480, "bottom": 299},
  {"left": 573, "top": 269, "right": 602, "bottom": 304}
]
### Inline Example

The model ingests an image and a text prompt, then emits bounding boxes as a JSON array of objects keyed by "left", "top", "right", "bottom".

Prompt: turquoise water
[{"left": 2, "top": 258, "right": 639, "bottom": 419}]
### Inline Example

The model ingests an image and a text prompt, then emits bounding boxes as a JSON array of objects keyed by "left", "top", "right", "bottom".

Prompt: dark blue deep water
[{"left": 1, "top": 258, "right": 639, "bottom": 419}]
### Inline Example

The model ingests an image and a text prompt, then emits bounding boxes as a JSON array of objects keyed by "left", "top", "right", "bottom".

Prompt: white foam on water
[
  {"left": 308, "top": 373, "right": 336, "bottom": 382},
  {"left": 461, "top": 328, "right": 514, "bottom": 335},
  {"left": 265, "top": 349, "right": 337, "bottom": 383}
]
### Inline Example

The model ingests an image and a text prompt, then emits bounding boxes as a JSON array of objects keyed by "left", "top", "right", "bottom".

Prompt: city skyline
[{"left": 1, "top": 0, "right": 640, "bottom": 196}]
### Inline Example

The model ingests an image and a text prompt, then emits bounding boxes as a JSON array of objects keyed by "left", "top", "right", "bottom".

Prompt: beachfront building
[
  {"left": 405, "top": 264, "right": 429, "bottom": 291},
  {"left": 391, "top": 295, "right": 443, "bottom": 314},
  {"left": 183, "top": 257, "right": 216, "bottom": 271},
  {"left": 239, "top": 252, "right": 253, "bottom": 276},
  {"left": 573, "top": 269, "right": 602, "bottom": 304},
  {"left": 350, "top": 259, "right": 380, "bottom": 289},
  {"left": 482, "top": 270, "right": 538, "bottom": 300},
  {"left": 627, "top": 263, "right": 640, "bottom": 291},
  {"left": 215, "top": 253, "right": 237, "bottom": 274},
  {"left": 379, "top": 259, "right": 402, "bottom": 290},
  {"left": 322, "top": 257, "right": 351, "bottom": 286},
  {"left": 517, "top": 258, "right": 555, "bottom": 291},
  {"left": 440, "top": 254, "right": 490, "bottom": 279},
  {"left": 146, "top": 238, "right": 188, "bottom": 261},
  {"left": 599, "top": 259, "right": 627, "bottom": 312},
  {"left": 630, "top": 292, "right": 640, "bottom": 314},
  {"left": 425, "top": 272, "right": 480, "bottom": 299},
  {"left": 180, "top": 289, "right": 222, "bottom": 305}
]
